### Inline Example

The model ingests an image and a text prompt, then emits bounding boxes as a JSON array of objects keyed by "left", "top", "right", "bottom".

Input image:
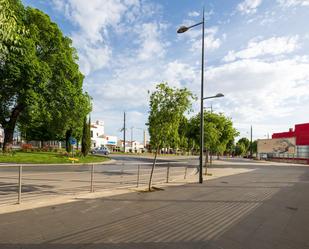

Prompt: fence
[
  {"left": 0, "top": 162, "right": 197, "bottom": 206},
  {"left": 265, "top": 153, "right": 309, "bottom": 165}
]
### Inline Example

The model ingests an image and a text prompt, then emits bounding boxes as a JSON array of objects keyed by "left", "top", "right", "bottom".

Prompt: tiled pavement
[{"left": 0, "top": 164, "right": 309, "bottom": 249}]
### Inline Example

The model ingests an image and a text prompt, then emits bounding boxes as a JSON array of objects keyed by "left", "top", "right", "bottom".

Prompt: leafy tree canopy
[
  {"left": 148, "top": 83, "right": 194, "bottom": 150},
  {"left": 0, "top": 2, "right": 91, "bottom": 151}
]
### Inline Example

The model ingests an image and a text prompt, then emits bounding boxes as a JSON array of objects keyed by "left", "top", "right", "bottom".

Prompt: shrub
[
  {"left": 75, "top": 151, "right": 82, "bottom": 157},
  {"left": 21, "top": 144, "right": 33, "bottom": 152},
  {"left": 60, "top": 151, "right": 69, "bottom": 157}
]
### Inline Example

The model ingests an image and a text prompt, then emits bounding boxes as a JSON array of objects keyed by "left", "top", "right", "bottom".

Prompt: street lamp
[
  {"left": 203, "top": 94, "right": 224, "bottom": 172},
  {"left": 177, "top": 9, "right": 205, "bottom": 183},
  {"left": 203, "top": 93, "right": 224, "bottom": 100}
]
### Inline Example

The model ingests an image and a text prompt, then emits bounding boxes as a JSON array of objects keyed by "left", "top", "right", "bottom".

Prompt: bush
[
  {"left": 60, "top": 151, "right": 69, "bottom": 157},
  {"left": 75, "top": 151, "right": 82, "bottom": 157},
  {"left": 21, "top": 144, "right": 33, "bottom": 152}
]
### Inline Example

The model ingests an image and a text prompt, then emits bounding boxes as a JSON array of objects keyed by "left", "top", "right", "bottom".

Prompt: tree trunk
[
  {"left": 3, "top": 126, "right": 14, "bottom": 152},
  {"left": 205, "top": 149, "right": 209, "bottom": 163},
  {"left": 148, "top": 146, "right": 159, "bottom": 191},
  {"left": 204, "top": 151, "right": 208, "bottom": 176},
  {"left": 65, "top": 129, "right": 72, "bottom": 153},
  {"left": 2, "top": 105, "right": 23, "bottom": 153}
]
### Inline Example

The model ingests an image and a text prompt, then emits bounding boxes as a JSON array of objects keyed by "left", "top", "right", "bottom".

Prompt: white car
[{"left": 91, "top": 147, "right": 110, "bottom": 155}]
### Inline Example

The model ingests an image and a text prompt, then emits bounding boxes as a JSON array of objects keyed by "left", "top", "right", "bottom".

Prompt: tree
[
  {"left": 251, "top": 140, "right": 257, "bottom": 155},
  {"left": 0, "top": 3, "right": 91, "bottom": 152},
  {"left": 81, "top": 116, "right": 91, "bottom": 157},
  {"left": 235, "top": 143, "right": 246, "bottom": 156},
  {"left": 0, "top": 0, "right": 25, "bottom": 58},
  {"left": 187, "top": 111, "right": 238, "bottom": 161},
  {"left": 236, "top": 137, "right": 250, "bottom": 156},
  {"left": 0, "top": 22, "right": 49, "bottom": 151},
  {"left": 147, "top": 83, "right": 194, "bottom": 190},
  {"left": 178, "top": 116, "right": 189, "bottom": 154}
]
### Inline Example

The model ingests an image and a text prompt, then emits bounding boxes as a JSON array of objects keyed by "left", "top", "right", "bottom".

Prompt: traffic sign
[{"left": 69, "top": 137, "right": 77, "bottom": 145}]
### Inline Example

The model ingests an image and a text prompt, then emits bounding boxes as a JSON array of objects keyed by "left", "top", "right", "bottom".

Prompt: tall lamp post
[
  {"left": 177, "top": 9, "right": 205, "bottom": 183},
  {"left": 203, "top": 93, "right": 224, "bottom": 171}
]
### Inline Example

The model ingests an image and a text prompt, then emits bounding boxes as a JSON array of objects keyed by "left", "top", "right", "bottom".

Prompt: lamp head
[
  {"left": 215, "top": 93, "right": 224, "bottom": 98},
  {"left": 177, "top": 26, "right": 189, "bottom": 33}
]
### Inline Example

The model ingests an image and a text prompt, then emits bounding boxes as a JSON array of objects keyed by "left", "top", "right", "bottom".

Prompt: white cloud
[
  {"left": 188, "top": 11, "right": 200, "bottom": 17},
  {"left": 51, "top": 0, "right": 141, "bottom": 75},
  {"left": 206, "top": 57, "right": 309, "bottom": 124},
  {"left": 163, "top": 61, "right": 199, "bottom": 89},
  {"left": 237, "top": 0, "right": 263, "bottom": 14},
  {"left": 184, "top": 26, "right": 222, "bottom": 52},
  {"left": 277, "top": 0, "right": 309, "bottom": 7},
  {"left": 223, "top": 36, "right": 300, "bottom": 62},
  {"left": 136, "top": 22, "right": 167, "bottom": 61}
]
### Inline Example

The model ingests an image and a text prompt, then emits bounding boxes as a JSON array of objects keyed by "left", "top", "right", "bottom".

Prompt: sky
[{"left": 22, "top": 0, "right": 309, "bottom": 142}]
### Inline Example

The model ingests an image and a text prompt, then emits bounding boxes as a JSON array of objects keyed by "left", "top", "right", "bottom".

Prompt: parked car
[{"left": 91, "top": 147, "right": 110, "bottom": 155}]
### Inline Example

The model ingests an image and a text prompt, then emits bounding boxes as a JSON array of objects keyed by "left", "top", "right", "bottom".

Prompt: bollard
[
  {"left": 18, "top": 165, "right": 22, "bottom": 204},
  {"left": 166, "top": 165, "right": 170, "bottom": 183},
  {"left": 136, "top": 164, "right": 140, "bottom": 187},
  {"left": 90, "top": 164, "right": 94, "bottom": 193},
  {"left": 184, "top": 166, "right": 188, "bottom": 180}
]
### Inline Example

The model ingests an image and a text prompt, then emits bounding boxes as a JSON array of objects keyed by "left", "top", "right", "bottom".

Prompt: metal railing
[{"left": 0, "top": 162, "right": 197, "bottom": 205}]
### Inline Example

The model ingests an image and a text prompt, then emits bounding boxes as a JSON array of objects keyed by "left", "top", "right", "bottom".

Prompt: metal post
[
  {"left": 123, "top": 112, "right": 126, "bottom": 153},
  {"left": 184, "top": 166, "right": 188, "bottom": 180},
  {"left": 199, "top": 8, "right": 205, "bottom": 184},
  {"left": 90, "top": 164, "right": 94, "bottom": 192},
  {"left": 250, "top": 125, "right": 253, "bottom": 158},
  {"left": 120, "top": 163, "right": 124, "bottom": 185},
  {"left": 166, "top": 164, "right": 170, "bottom": 183},
  {"left": 136, "top": 164, "right": 140, "bottom": 187},
  {"left": 18, "top": 165, "right": 22, "bottom": 204},
  {"left": 131, "top": 127, "right": 133, "bottom": 152}
]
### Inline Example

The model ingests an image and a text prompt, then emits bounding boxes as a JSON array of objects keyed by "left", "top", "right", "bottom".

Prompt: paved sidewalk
[{"left": 0, "top": 164, "right": 309, "bottom": 249}]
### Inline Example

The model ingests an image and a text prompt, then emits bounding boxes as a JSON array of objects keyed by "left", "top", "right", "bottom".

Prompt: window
[{"left": 91, "top": 131, "right": 93, "bottom": 138}]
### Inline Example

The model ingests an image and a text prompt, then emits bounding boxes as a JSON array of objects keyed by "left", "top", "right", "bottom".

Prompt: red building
[
  {"left": 272, "top": 123, "right": 309, "bottom": 146},
  {"left": 272, "top": 123, "right": 309, "bottom": 159}
]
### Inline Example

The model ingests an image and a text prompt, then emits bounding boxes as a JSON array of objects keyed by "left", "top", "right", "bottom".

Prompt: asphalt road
[
  {"left": 0, "top": 159, "right": 309, "bottom": 249},
  {"left": 0, "top": 154, "right": 197, "bottom": 206}
]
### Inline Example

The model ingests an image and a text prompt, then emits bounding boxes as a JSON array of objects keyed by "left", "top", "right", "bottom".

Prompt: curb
[{"left": 0, "top": 159, "right": 115, "bottom": 167}]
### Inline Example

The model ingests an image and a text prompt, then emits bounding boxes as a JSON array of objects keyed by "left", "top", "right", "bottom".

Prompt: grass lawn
[{"left": 0, "top": 151, "right": 110, "bottom": 164}]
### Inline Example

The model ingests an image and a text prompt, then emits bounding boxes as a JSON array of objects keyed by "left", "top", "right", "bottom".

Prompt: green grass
[{"left": 0, "top": 151, "right": 110, "bottom": 164}]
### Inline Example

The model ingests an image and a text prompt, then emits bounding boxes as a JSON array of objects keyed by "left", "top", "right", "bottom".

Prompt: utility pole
[
  {"left": 143, "top": 130, "right": 146, "bottom": 147},
  {"left": 131, "top": 126, "right": 133, "bottom": 152},
  {"left": 250, "top": 125, "right": 253, "bottom": 158},
  {"left": 123, "top": 112, "right": 126, "bottom": 153}
]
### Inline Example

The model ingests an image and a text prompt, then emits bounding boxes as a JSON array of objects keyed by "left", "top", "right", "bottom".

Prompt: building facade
[
  {"left": 90, "top": 120, "right": 117, "bottom": 150},
  {"left": 90, "top": 120, "right": 105, "bottom": 148},
  {"left": 257, "top": 123, "right": 309, "bottom": 159},
  {"left": 117, "top": 140, "right": 145, "bottom": 153}
]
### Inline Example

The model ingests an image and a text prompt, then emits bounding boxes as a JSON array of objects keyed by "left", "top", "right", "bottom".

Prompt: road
[
  {"left": 0, "top": 158, "right": 308, "bottom": 248},
  {"left": 0, "top": 154, "right": 197, "bottom": 206}
]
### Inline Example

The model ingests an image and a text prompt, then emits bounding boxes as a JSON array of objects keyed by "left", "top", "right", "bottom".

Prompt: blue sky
[{"left": 22, "top": 0, "right": 309, "bottom": 142}]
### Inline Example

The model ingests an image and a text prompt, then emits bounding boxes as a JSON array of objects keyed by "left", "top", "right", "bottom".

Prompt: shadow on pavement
[{"left": 0, "top": 165, "right": 308, "bottom": 249}]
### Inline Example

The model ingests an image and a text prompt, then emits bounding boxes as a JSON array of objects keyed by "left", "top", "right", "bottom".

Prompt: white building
[
  {"left": 117, "top": 140, "right": 145, "bottom": 153},
  {"left": 90, "top": 120, "right": 117, "bottom": 150},
  {"left": 90, "top": 120, "right": 105, "bottom": 148}
]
